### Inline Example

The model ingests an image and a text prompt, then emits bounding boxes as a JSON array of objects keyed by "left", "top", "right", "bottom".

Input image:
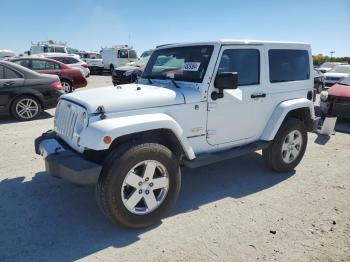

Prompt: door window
[
  {"left": 217, "top": 49, "right": 260, "bottom": 86},
  {"left": 119, "top": 50, "right": 129, "bottom": 58},
  {"left": 32, "top": 60, "right": 60, "bottom": 70},
  {"left": 14, "top": 60, "right": 31, "bottom": 69},
  {"left": 4, "top": 67, "right": 22, "bottom": 79}
]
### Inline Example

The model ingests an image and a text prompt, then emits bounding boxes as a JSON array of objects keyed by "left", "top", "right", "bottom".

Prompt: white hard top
[{"left": 157, "top": 40, "right": 310, "bottom": 49}]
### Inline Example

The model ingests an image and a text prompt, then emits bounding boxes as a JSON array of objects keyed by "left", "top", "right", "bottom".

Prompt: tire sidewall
[{"left": 101, "top": 143, "right": 181, "bottom": 228}]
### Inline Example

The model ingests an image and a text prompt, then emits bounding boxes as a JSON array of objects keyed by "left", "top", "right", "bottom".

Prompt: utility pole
[{"left": 330, "top": 51, "right": 335, "bottom": 61}]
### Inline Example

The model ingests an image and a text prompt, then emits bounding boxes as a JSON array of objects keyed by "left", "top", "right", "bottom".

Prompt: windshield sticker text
[{"left": 182, "top": 62, "right": 201, "bottom": 71}]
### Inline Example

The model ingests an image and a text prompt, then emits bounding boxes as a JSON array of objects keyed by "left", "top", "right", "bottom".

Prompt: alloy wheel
[
  {"left": 281, "top": 130, "right": 303, "bottom": 164},
  {"left": 121, "top": 160, "right": 169, "bottom": 215},
  {"left": 15, "top": 98, "right": 39, "bottom": 120}
]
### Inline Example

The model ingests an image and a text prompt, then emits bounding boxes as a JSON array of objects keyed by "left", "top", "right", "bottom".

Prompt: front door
[{"left": 206, "top": 45, "right": 271, "bottom": 145}]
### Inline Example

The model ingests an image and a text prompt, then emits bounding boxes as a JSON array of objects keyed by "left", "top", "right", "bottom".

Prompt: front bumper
[{"left": 34, "top": 131, "right": 101, "bottom": 185}]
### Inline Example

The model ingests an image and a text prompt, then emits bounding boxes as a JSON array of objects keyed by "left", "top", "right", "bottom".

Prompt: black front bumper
[{"left": 35, "top": 131, "right": 101, "bottom": 185}]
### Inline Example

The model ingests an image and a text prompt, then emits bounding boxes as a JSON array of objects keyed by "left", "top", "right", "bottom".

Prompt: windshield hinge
[
  {"left": 206, "top": 129, "right": 216, "bottom": 138},
  {"left": 207, "top": 102, "right": 217, "bottom": 111}
]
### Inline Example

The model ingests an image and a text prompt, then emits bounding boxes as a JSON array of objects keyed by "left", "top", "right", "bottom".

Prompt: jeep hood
[{"left": 63, "top": 84, "right": 185, "bottom": 114}]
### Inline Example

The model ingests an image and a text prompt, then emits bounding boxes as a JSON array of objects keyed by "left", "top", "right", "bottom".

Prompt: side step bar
[{"left": 183, "top": 141, "right": 270, "bottom": 168}]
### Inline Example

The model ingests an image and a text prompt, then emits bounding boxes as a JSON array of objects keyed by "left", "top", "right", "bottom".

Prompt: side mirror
[{"left": 211, "top": 72, "right": 238, "bottom": 100}]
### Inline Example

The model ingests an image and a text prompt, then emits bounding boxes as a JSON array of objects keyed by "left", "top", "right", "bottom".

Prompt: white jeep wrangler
[{"left": 35, "top": 40, "right": 318, "bottom": 228}]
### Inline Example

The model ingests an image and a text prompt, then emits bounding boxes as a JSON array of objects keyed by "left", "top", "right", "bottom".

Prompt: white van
[
  {"left": 100, "top": 45, "right": 138, "bottom": 72},
  {"left": 30, "top": 41, "right": 68, "bottom": 55}
]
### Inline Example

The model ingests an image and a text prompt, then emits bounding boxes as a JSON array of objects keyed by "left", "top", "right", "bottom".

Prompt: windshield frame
[{"left": 142, "top": 45, "right": 214, "bottom": 83}]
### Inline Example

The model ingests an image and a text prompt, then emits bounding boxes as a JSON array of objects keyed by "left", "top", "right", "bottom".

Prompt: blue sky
[{"left": 1, "top": 0, "right": 349, "bottom": 56}]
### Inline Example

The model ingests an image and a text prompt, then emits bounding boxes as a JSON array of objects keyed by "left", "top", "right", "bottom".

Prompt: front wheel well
[
  {"left": 110, "top": 129, "right": 185, "bottom": 159},
  {"left": 84, "top": 129, "right": 186, "bottom": 165}
]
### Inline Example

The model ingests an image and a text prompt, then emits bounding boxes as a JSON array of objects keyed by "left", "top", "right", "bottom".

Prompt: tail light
[
  {"left": 51, "top": 81, "right": 62, "bottom": 90},
  {"left": 82, "top": 63, "right": 88, "bottom": 68}
]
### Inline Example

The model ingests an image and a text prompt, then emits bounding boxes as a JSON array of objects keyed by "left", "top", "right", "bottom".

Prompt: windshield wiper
[{"left": 165, "top": 77, "right": 180, "bottom": 88}]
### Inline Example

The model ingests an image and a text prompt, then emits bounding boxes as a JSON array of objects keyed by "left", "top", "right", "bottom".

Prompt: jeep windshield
[{"left": 142, "top": 45, "right": 214, "bottom": 83}]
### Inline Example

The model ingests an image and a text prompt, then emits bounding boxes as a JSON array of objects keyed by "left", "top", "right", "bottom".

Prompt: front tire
[
  {"left": 263, "top": 118, "right": 307, "bottom": 172},
  {"left": 96, "top": 143, "right": 181, "bottom": 228}
]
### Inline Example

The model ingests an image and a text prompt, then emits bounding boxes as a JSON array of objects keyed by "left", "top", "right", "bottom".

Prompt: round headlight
[
  {"left": 81, "top": 112, "right": 88, "bottom": 128},
  {"left": 320, "top": 91, "right": 329, "bottom": 102}
]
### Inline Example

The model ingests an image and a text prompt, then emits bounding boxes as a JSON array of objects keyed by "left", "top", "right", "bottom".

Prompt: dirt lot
[{"left": 0, "top": 76, "right": 349, "bottom": 262}]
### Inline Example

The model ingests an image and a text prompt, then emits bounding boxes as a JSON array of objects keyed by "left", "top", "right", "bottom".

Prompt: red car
[
  {"left": 320, "top": 76, "right": 350, "bottom": 118},
  {"left": 10, "top": 57, "right": 87, "bottom": 93}
]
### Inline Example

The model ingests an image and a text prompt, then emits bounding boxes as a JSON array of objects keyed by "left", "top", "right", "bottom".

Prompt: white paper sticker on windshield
[{"left": 182, "top": 62, "right": 201, "bottom": 71}]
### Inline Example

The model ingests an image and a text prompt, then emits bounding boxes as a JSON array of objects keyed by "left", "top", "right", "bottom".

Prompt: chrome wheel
[
  {"left": 15, "top": 98, "right": 39, "bottom": 120},
  {"left": 121, "top": 160, "right": 169, "bottom": 215},
  {"left": 281, "top": 130, "right": 303, "bottom": 164},
  {"left": 62, "top": 81, "right": 71, "bottom": 93}
]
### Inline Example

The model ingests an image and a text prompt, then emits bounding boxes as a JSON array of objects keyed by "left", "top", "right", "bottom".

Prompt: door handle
[
  {"left": 251, "top": 92, "right": 266, "bottom": 99},
  {"left": 3, "top": 81, "right": 15, "bottom": 87}
]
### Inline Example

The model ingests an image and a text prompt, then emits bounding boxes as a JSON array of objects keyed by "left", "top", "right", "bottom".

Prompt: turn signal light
[
  {"left": 51, "top": 81, "right": 62, "bottom": 90},
  {"left": 103, "top": 136, "right": 112, "bottom": 144},
  {"left": 82, "top": 63, "right": 88, "bottom": 68}
]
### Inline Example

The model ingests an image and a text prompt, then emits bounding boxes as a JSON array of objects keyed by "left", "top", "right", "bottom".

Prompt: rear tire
[
  {"left": 263, "top": 118, "right": 307, "bottom": 172},
  {"left": 11, "top": 96, "right": 42, "bottom": 121},
  {"left": 96, "top": 142, "right": 181, "bottom": 228},
  {"left": 61, "top": 80, "right": 72, "bottom": 93}
]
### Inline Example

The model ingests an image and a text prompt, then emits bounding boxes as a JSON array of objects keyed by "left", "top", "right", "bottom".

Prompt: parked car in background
[
  {"left": 100, "top": 45, "right": 138, "bottom": 73},
  {"left": 0, "top": 49, "right": 16, "bottom": 60},
  {"left": 78, "top": 51, "right": 104, "bottom": 75},
  {"left": 320, "top": 76, "right": 350, "bottom": 118},
  {"left": 9, "top": 57, "right": 87, "bottom": 93},
  {"left": 324, "top": 65, "right": 350, "bottom": 87},
  {"left": 313, "top": 68, "right": 325, "bottom": 93},
  {"left": 318, "top": 62, "right": 347, "bottom": 73},
  {"left": 0, "top": 60, "right": 63, "bottom": 120},
  {"left": 111, "top": 50, "right": 153, "bottom": 85},
  {"left": 41, "top": 54, "right": 90, "bottom": 78}
]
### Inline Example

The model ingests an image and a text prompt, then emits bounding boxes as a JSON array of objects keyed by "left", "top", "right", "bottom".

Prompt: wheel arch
[
  {"left": 260, "top": 98, "right": 315, "bottom": 141},
  {"left": 79, "top": 113, "right": 196, "bottom": 160}
]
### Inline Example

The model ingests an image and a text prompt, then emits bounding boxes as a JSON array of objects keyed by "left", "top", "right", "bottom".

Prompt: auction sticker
[{"left": 182, "top": 62, "right": 201, "bottom": 71}]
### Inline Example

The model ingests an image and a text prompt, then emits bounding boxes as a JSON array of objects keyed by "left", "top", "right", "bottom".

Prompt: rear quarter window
[{"left": 269, "top": 49, "right": 310, "bottom": 83}]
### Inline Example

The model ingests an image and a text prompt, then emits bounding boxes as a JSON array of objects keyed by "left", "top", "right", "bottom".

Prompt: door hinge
[
  {"left": 207, "top": 102, "right": 217, "bottom": 111},
  {"left": 206, "top": 129, "right": 216, "bottom": 138}
]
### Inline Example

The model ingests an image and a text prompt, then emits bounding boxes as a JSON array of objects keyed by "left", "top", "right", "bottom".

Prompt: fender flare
[
  {"left": 260, "top": 98, "right": 315, "bottom": 141},
  {"left": 79, "top": 113, "right": 196, "bottom": 160}
]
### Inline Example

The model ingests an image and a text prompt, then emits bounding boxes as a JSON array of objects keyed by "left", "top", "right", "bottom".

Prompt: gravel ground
[{"left": 0, "top": 76, "right": 349, "bottom": 262}]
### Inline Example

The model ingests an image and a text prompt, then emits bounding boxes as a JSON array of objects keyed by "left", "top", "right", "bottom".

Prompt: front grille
[
  {"left": 332, "top": 99, "right": 350, "bottom": 117},
  {"left": 114, "top": 70, "right": 124, "bottom": 78},
  {"left": 55, "top": 100, "right": 82, "bottom": 140}
]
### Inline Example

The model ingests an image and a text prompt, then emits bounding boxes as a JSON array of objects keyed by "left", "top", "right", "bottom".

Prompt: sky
[{"left": 0, "top": 0, "right": 349, "bottom": 56}]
